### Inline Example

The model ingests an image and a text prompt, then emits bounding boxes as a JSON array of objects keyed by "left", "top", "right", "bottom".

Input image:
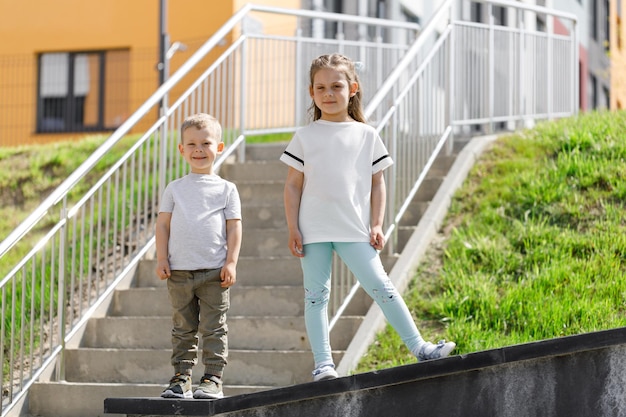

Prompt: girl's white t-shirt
[{"left": 280, "top": 120, "right": 393, "bottom": 245}]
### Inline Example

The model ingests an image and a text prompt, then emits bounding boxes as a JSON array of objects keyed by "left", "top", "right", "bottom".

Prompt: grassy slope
[{"left": 356, "top": 110, "right": 626, "bottom": 372}]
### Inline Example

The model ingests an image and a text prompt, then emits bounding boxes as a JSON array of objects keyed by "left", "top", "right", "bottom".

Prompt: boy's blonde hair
[
  {"left": 180, "top": 113, "right": 222, "bottom": 143},
  {"left": 308, "top": 53, "right": 365, "bottom": 123}
]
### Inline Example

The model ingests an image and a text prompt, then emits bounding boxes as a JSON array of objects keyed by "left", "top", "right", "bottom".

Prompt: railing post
[
  {"left": 159, "top": 111, "right": 168, "bottom": 207},
  {"left": 573, "top": 19, "right": 579, "bottom": 115},
  {"left": 547, "top": 15, "right": 554, "bottom": 120},
  {"left": 447, "top": 2, "right": 455, "bottom": 155},
  {"left": 518, "top": 8, "right": 525, "bottom": 129},
  {"left": 375, "top": 28, "right": 383, "bottom": 124},
  {"left": 488, "top": 2, "right": 495, "bottom": 134},
  {"left": 56, "top": 202, "right": 68, "bottom": 382},
  {"left": 295, "top": 27, "right": 304, "bottom": 127},
  {"left": 239, "top": 23, "right": 248, "bottom": 163}
]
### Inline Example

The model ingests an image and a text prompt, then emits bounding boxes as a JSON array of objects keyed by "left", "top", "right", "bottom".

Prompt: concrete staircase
[{"left": 26, "top": 142, "right": 456, "bottom": 417}]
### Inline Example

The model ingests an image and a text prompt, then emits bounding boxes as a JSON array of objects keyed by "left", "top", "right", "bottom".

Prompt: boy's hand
[
  {"left": 156, "top": 259, "right": 171, "bottom": 280},
  {"left": 220, "top": 262, "right": 237, "bottom": 288}
]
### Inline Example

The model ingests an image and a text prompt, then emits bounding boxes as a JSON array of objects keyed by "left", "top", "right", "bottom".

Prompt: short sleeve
[
  {"left": 372, "top": 133, "right": 393, "bottom": 173},
  {"left": 159, "top": 184, "right": 174, "bottom": 213},
  {"left": 279, "top": 133, "right": 304, "bottom": 172},
  {"left": 224, "top": 182, "right": 242, "bottom": 220}
]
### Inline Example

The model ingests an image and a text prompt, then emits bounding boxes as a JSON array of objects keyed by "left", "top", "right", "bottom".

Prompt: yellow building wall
[
  {"left": 0, "top": 0, "right": 300, "bottom": 147},
  {"left": 611, "top": 0, "right": 626, "bottom": 109}
]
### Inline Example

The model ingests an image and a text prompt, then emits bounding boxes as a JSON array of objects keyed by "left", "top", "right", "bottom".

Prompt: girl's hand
[
  {"left": 370, "top": 226, "right": 385, "bottom": 250},
  {"left": 288, "top": 229, "right": 305, "bottom": 258}
]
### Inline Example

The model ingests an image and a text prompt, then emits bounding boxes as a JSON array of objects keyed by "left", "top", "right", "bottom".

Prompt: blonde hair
[
  {"left": 180, "top": 113, "right": 222, "bottom": 143},
  {"left": 308, "top": 53, "right": 365, "bottom": 123}
]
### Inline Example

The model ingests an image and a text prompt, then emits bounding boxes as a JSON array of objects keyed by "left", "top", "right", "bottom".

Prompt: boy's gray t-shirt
[{"left": 160, "top": 173, "right": 241, "bottom": 270}]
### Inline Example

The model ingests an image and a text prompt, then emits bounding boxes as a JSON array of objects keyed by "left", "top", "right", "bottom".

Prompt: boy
[{"left": 155, "top": 113, "right": 242, "bottom": 399}]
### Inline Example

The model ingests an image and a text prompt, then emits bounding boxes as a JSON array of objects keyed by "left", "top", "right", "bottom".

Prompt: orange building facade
[
  {"left": 0, "top": 0, "right": 299, "bottom": 147},
  {"left": 611, "top": 0, "right": 626, "bottom": 109}
]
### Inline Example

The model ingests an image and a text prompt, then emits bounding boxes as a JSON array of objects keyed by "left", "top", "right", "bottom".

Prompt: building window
[
  {"left": 536, "top": 15, "right": 546, "bottom": 32},
  {"left": 602, "top": 86, "right": 610, "bottom": 109},
  {"left": 603, "top": 0, "right": 610, "bottom": 50},
  {"left": 590, "top": 74, "right": 598, "bottom": 109},
  {"left": 37, "top": 50, "right": 129, "bottom": 133},
  {"left": 471, "top": 2, "right": 483, "bottom": 23},
  {"left": 493, "top": 6, "right": 507, "bottom": 26}
]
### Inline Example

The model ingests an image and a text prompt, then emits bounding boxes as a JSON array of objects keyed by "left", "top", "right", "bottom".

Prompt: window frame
[{"left": 36, "top": 50, "right": 108, "bottom": 134}]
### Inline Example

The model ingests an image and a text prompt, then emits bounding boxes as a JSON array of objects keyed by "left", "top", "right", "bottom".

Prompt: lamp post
[{"left": 158, "top": 0, "right": 168, "bottom": 87}]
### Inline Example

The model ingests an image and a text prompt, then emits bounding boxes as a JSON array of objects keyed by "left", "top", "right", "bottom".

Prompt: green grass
[
  {"left": 356, "top": 110, "right": 626, "bottom": 372},
  {"left": 245, "top": 132, "right": 293, "bottom": 143}
]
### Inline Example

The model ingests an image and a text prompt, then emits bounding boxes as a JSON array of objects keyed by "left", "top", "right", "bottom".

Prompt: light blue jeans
[{"left": 300, "top": 242, "right": 424, "bottom": 367}]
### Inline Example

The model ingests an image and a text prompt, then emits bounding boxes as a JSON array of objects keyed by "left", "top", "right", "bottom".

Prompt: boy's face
[{"left": 178, "top": 126, "right": 224, "bottom": 174}]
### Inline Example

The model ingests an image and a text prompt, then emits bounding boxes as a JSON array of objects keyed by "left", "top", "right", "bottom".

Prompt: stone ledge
[{"left": 105, "top": 326, "right": 626, "bottom": 417}]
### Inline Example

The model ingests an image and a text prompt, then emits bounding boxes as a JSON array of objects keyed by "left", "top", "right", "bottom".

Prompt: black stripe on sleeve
[
  {"left": 372, "top": 154, "right": 390, "bottom": 166},
  {"left": 283, "top": 151, "right": 304, "bottom": 165}
]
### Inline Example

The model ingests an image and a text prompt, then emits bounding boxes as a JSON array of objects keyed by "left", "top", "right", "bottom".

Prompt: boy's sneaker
[
  {"left": 417, "top": 340, "right": 456, "bottom": 361},
  {"left": 193, "top": 375, "right": 224, "bottom": 399},
  {"left": 161, "top": 373, "right": 192, "bottom": 398},
  {"left": 312, "top": 364, "right": 338, "bottom": 382}
]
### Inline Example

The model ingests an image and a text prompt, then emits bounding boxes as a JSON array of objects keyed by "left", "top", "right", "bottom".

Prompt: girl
[{"left": 280, "top": 53, "right": 455, "bottom": 382}]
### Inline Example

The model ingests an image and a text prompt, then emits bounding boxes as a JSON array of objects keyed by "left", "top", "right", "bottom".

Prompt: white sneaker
[
  {"left": 312, "top": 364, "right": 338, "bottom": 381},
  {"left": 417, "top": 340, "right": 456, "bottom": 361}
]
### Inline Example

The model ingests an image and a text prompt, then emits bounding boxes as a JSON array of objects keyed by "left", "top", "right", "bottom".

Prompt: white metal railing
[
  {"left": 0, "top": 1, "right": 577, "bottom": 414},
  {"left": 0, "top": 5, "right": 419, "bottom": 416},
  {"left": 327, "top": 0, "right": 578, "bottom": 329}
]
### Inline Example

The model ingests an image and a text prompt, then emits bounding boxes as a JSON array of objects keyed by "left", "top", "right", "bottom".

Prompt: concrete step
[
  {"left": 243, "top": 142, "right": 288, "bottom": 161},
  {"left": 398, "top": 200, "right": 429, "bottom": 226},
  {"left": 396, "top": 226, "right": 416, "bottom": 253},
  {"left": 135, "top": 256, "right": 398, "bottom": 289},
  {"left": 29, "top": 381, "right": 271, "bottom": 417},
  {"left": 81, "top": 315, "right": 362, "bottom": 351},
  {"left": 242, "top": 203, "right": 287, "bottom": 229},
  {"left": 237, "top": 181, "right": 284, "bottom": 205},
  {"left": 134, "top": 257, "right": 303, "bottom": 287},
  {"left": 108, "top": 286, "right": 372, "bottom": 317},
  {"left": 241, "top": 228, "right": 413, "bottom": 259},
  {"left": 429, "top": 154, "right": 456, "bottom": 177},
  {"left": 221, "top": 160, "right": 287, "bottom": 182},
  {"left": 241, "top": 228, "right": 292, "bottom": 257},
  {"left": 63, "top": 348, "right": 343, "bottom": 386},
  {"left": 413, "top": 177, "right": 443, "bottom": 202}
]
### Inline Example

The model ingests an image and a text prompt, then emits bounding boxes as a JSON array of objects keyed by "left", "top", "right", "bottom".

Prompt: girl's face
[{"left": 309, "top": 67, "right": 358, "bottom": 122}]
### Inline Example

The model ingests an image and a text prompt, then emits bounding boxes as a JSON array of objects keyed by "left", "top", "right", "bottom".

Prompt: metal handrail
[{"left": 328, "top": 0, "right": 578, "bottom": 330}]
